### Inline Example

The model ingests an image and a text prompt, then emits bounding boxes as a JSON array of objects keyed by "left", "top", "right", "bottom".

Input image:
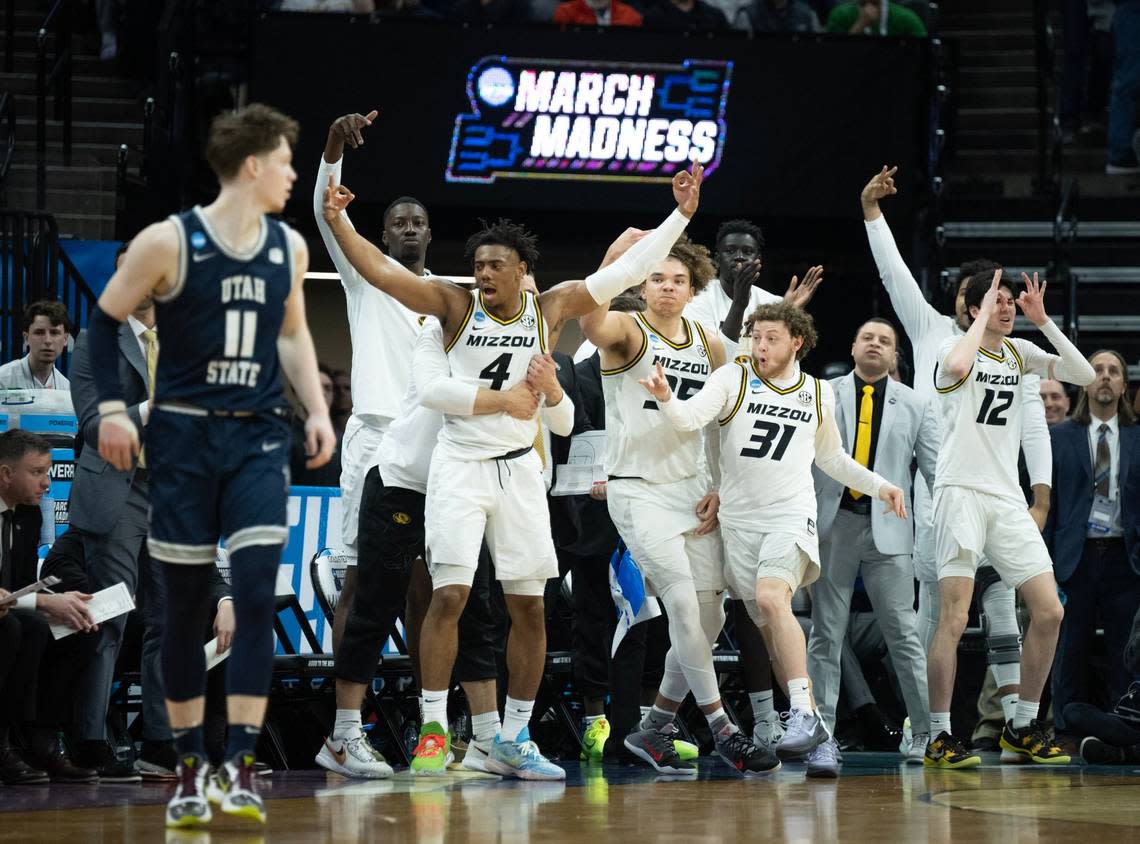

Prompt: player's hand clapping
[
  {"left": 672, "top": 160, "right": 704, "bottom": 219},
  {"left": 322, "top": 176, "right": 356, "bottom": 223},
  {"left": 1016, "top": 271, "right": 1049, "bottom": 327},
  {"left": 878, "top": 482, "right": 908, "bottom": 519},
  {"left": 638, "top": 361, "right": 673, "bottom": 403},
  {"left": 503, "top": 380, "right": 541, "bottom": 420},
  {"left": 783, "top": 265, "right": 824, "bottom": 309}
]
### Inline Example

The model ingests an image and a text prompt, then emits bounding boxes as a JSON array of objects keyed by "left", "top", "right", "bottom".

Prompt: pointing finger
[{"left": 365, "top": 109, "right": 378, "bottom": 124}]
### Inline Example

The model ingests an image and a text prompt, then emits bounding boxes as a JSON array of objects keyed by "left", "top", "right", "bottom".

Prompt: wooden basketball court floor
[{"left": 3, "top": 754, "right": 1139, "bottom": 843}]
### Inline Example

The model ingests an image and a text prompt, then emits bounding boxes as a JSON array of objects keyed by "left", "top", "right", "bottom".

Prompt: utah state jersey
[{"left": 155, "top": 206, "right": 294, "bottom": 412}]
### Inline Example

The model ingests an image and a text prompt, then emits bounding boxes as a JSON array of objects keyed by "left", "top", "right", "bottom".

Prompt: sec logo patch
[{"left": 393, "top": 512, "right": 412, "bottom": 525}]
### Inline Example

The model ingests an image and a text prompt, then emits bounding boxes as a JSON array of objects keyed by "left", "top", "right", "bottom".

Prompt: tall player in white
[
  {"left": 322, "top": 150, "right": 705, "bottom": 779},
  {"left": 641, "top": 302, "right": 906, "bottom": 776},
  {"left": 313, "top": 110, "right": 429, "bottom": 651},
  {"left": 924, "top": 270, "right": 1094, "bottom": 768}
]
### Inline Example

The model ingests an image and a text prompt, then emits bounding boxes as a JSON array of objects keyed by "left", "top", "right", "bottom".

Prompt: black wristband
[{"left": 88, "top": 305, "right": 126, "bottom": 404}]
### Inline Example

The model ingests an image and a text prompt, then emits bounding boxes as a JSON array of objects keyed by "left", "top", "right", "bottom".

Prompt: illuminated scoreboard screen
[
  {"left": 253, "top": 17, "right": 930, "bottom": 218},
  {"left": 447, "top": 57, "right": 731, "bottom": 185}
]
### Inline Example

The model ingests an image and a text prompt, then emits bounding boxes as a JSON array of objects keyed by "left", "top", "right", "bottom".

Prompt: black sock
[
  {"left": 172, "top": 724, "right": 206, "bottom": 757},
  {"left": 225, "top": 723, "right": 261, "bottom": 762}
]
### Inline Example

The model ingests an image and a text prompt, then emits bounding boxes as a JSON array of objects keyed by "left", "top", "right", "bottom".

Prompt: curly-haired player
[{"left": 641, "top": 302, "right": 906, "bottom": 775}]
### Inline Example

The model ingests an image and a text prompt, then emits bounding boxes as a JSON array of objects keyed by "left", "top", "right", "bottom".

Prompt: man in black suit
[
  {"left": 67, "top": 242, "right": 160, "bottom": 780},
  {"left": 0, "top": 430, "right": 99, "bottom": 783},
  {"left": 1047, "top": 350, "right": 1140, "bottom": 735}
]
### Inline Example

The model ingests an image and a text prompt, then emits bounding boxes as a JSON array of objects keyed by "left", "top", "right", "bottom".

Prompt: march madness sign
[{"left": 447, "top": 56, "right": 732, "bottom": 185}]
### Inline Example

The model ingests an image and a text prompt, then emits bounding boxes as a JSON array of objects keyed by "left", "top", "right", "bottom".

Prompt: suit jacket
[
  {"left": 549, "top": 351, "right": 593, "bottom": 551},
  {"left": 6, "top": 503, "right": 45, "bottom": 590},
  {"left": 68, "top": 326, "right": 150, "bottom": 535},
  {"left": 813, "top": 372, "right": 939, "bottom": 557},
  {"left": 1043, "top": 418, "right": 1140, "bottom": 581}
]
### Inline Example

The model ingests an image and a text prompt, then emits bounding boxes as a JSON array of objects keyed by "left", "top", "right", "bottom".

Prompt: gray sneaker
[
  {"left": 806, "top": 738, "right": 839, "bottom": 779},
  {"left": 775, "top": 708, "right": 829, "bottom": 761},
  {"left": 623, "top": 724, "right": 696, "bottom": 775}
]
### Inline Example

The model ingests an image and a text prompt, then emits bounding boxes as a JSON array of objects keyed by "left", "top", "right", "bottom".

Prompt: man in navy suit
[{"left": 1046, "top": 349, "right": 1140, "bottom": 734}]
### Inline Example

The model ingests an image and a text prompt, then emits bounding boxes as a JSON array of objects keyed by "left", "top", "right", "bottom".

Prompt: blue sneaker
[{"left": 484, "top": 728, "right": 566, "bottom": 781}]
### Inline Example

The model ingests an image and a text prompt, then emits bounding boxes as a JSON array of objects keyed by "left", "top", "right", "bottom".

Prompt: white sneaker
[
  {"left": 461, "top": 739, "right": 493, "bottom": 773},
  {"left": 907, "top": 733, "right": 930, "bottom": 765},
  {"left": 775, "top": 709, "right": 829, "bottom": 761},
  {"left": 165, "top": 753, "right": 212, "bottom": 829},
  {"left": 315, "top": 735, "right": 394, "bottom": 779},
  {"left": 899, "top": 717, "right": 913, "bottom": 755},
  {"left": 806, "top": 738, "right": 840, "bottom": 779},
  {"left": 752, "top": 711, "right": 785, "bottom": 754}
]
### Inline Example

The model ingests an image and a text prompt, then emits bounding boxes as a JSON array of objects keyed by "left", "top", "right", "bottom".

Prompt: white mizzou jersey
[
  {"left": 602, "top": 312, "right": 716, "bottom": 483},
  {"left": 933, "top": 335, "right": 1054, "bottom": 503},
  {"left": 659, "top": 361, "right": 885, "bottom": 540},
  {"left": 435, "top": 289, "right": 549, "bottom": 461}
]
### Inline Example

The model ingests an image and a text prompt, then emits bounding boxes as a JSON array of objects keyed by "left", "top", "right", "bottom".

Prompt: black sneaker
[
  {"left": 999, "top": 720, "right": 1070, "bottom": 765},
  {"left": 136, "top": 739, "right": 178, "bottom": 781},
  {"left": 715, "top": 725, "right": 781, "bottom": 775},
  {"left": 623, "top": 723, "right": 696, "bottom": 775},
  {"left": 1080, "top": 736, "right": 1125, "bottom": 765},
  {"left": 75, "top": 740, "right": 142, "bottom": 784}
]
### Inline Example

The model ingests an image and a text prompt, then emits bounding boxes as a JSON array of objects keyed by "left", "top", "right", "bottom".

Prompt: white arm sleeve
[
  {"left": 585, "top": 208, "right": 690, "bottom": 305},
  {"left": 657, "top": 365, "right": 738, "bottom": 432},
  {"left": 413, "top": 322, "right": 478, "bottom": 416},
  {"left": 541, "top": 392, "right": 575, "bottom": 437},
  {"left": 1025, "top": 322, "right": 1096, "bottom": 386},
  {"left": 865, "top": 215, "right": 940, "bottom": 343},
  {"left": 813, "top": 382, "right": 886, "bottom": 497},
  {"left": 1019, "top": 373, "right": 1052, "bottom": 488},
  {"left": 313, "top": 155, "right": 366, "bottom": 291}
]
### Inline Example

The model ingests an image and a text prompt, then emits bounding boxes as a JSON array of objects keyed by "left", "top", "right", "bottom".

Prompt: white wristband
[{"left": 98, "top": 400, "right": 128, "bottom": 416}]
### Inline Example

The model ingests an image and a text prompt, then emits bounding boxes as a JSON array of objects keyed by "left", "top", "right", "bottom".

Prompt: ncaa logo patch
[
  {"left": 750, "top": 378, "right": 763, "bottom": 393},
  {"left": 797, "top": 390, "right": 813, "bottom": 406},
  {"left": 191, "top": 231, "right": 207, "bottom": 249},
  {"left": 268, "top": 247, "right": 285, "bottom": 265},
  {"left": 393, "top": 512, "right": 412, "bottom": 525},
  {"left": 520, "top": 314, "right": 536, "bottom": 330},
  {"left": 474, "top": 311, "right": 487, "bottom": 322}
]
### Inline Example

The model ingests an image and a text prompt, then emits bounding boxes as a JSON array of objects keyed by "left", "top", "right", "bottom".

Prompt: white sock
[
  {"left": 750, "top": 690, "right": 775, "bottom": 724},
  {"left": 471, "top": 710, "right": 500, "bottom": 745},
  {"left": 1000, "top": 693, "right": 1019, "bottom": 725},
  {"left": 930, "top": 711, "right": 951, "bottom": 737},
  {"left": 1012, "top": 699, "right": 1039, "bottom": 729},
  {"left": 332, "top": 708, "right": 363, "bottom": 742},
  {"left": 501, "top": 696, "right": 534, "bottom": 742},
  {"left": 787, "top": 677, "right": 811, "bottom": 712},
  {"left": 705, "top": 706, "right": 731, "bottom": 735},
  {"left": 639, "top": 705, "right": 651, "bottom": 723},
  {"left": 421, "top": 689, "right": 449, "bottom": 734}
]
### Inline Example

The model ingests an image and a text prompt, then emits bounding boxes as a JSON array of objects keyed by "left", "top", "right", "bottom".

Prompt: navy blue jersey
[{"left": 154, "top": 207, "right": 295, "bottom": 412}]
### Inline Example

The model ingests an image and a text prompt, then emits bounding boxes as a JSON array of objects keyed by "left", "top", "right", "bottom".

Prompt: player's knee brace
[
  {"left": 980, "top": 577, "right": 1021, "bottom": 686},
  {"left": 225, "top": 544, "right": 282, "bottom": 698},
  {"left": 161, "top": 563, "right": 215, "bottom": 702},
  {"left": 697, "top": 590, "right": 726, "bottom": 648}
]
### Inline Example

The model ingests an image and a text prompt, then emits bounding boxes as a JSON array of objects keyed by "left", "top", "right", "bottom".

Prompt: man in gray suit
[
  {"left": 68, "top": 246, "right": 158, "bottom": 781},
  {"left": 808, "top": 318, "right": 938, "bottom": 764}
]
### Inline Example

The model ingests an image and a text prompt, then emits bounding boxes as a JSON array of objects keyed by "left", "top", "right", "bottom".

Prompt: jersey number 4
[
  {"left": 740, "top": 420, "right": 796, "bottom": 460},
  {"left": 976, "top": 388, "right": 1014, "bottom": 426},
  {"left": 480, "top": 353, "right": 512, "bottom": 391}
]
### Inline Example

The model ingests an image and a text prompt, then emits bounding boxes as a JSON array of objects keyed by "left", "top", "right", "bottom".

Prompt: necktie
[
  {"left": 138, "top": 328, "right": 159, "bottom": 469},
  {"left": 533, "top": 417, "right": 547, "bottom": 470},
  {"left": 0, "top": 511, "right": 12, "bottom": 591},
  {"left": 848, "top": 384, "right": 874, "bottom": 500},
  {"left": 1094, "top": 423, "right": 1110, "bottom": 497}
]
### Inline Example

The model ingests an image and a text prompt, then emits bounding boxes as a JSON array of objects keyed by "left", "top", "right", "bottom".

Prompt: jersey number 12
[{"left": 975, "top": 388, "right": 1014, "bottom": 426}]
